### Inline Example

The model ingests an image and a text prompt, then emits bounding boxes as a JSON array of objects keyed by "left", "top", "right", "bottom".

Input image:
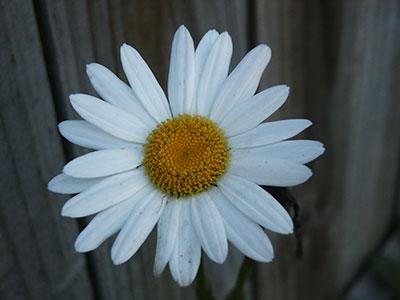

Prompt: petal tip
[
  {"left": 255, "top": 44, "right": 272, "bottom": 57},
  {"left": 111, "top": 253, "right": 127, "bottom": 265},
  {"left": 61, "top": 205, "right": 71, "bottom": 217},
  {"left": 111, "top": 246, "right": 127, "bottom": 265},
  {"left": 177, "top": 24, "right": 187, "bottom": 32},
  {"left": 62, "top": 164, "right": 71, "bottom": 176},
  {"left": 74, "top": 238, "right": 90, "bottom": 253},
  {"left": 177, "top": 279, "right": 193, "bottom": 287},
  {"left": 57, "top": 121, "right": 69, "bottom": 135},
  {"left": 305, "top": 119, "right": 313, "bottom": 127},
  {"left": 153, "top": 265, "right": 163, "bottom": 277},
  {"left": 47, "top": 174, "right": 59, "bottom": 190},
  {"left": 276, "top": 85, "right": 290, "bottom": 98},
  {"left": 219, "top": 32, "right": 233, "bottom": 45},
  {"left": 220, "top": 31, "right": 230, "bottom": 38},
  {"left": 213, "top": 253, "right": 228, "bottom": 264},
  {"left": 47, "top": 182, "right": 55, "bottom": 193},
  {"left": 285, "top": 223, "right": 294, "bottom": 235},
  {"left": 85, "top": 63, "right": 98, "bottom": 76},
  {"left": 282, "top": 85, "right": 290, "bottom": 93},
  {"left": 120, "top": 43, "right": 133, "bottom": 56},
  {"left": 69, "top": 94, "right": 82, "bottom": 106},
  {"left": 57, "top": 120, "right": 66, "bottom": 128}
]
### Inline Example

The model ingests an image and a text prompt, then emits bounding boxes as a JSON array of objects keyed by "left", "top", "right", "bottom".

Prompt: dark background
[{"left": 1, "top": 0, "right": 399, "bottom": 299}]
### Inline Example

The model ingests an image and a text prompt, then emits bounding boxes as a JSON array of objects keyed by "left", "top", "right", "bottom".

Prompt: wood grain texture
[
  {"left": 254, "top": 0, "right": 400, "bottom": 299},
  {"left": 1, "top": 0, "right": 399, "bottom": 299},
  {"left": 33, "top": 1, "right": 156, "bottom": 299},
  {"left": 0, "top": 1, "right": 93, "bottom": 299}
]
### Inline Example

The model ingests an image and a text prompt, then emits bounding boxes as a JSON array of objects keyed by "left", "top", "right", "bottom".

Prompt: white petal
[
  {"left": 168, "top": 25, "right": 196, "bottom": 115},
  {"left": 169, "top": 200, "right": 201, "bottom": 287},
  {"left": 229, "top": 119, "right": 312, "bottom": 149},
  {"left": 196, "top": 32, "right": 233, "bottom": 116},
  {"left": 63, "top": 148, "right": 142, "bottom": 178},
  {"left": 190, "top": 193, "right": 228, "bottom": 263},
  {"left": 70, "top": 94, "right": 149, "bottom": 143},
  {"left": 120, "top": 44, "right": 171, "bottom": 122},
  {"left": 74, "top": 193, "right": 142, "bottom": 252},
  {"left": 48, "top": 173, "right": 102, "bottom": 194},
  {"left": 220, "top": 85, "right": 289, "bottom": 137},
  {"left": 209, "top": 45, "right": 271, "bottom": 122},
  {"left": 86, "top": 63, "right": 156, "bottom": 128},
  {"left": 219, "top": 174, "right": 293, "bottom": 234},
  {"left": 209, "top": 188, "right": 273, "bottom": 262},
  {"left": 154, "top": 199, "right": 181, "bottom": 276},
  {"left": 58, "top": 120, "right": 135, "bottom": 150},
  {"left": 62, "top": 170, "right": 148, "bottom": 218},
  {"left": 229, "top": 155, "right": 312, "bottom": 187},
  {"left": 111, "top": 190, "right": 166, "bottom": 264},
  {"left": 232, "top": 140, "right": 325, "bottom": 164},
  {"left": 195, "top": 29, "right": 219, "bottom": 88}
]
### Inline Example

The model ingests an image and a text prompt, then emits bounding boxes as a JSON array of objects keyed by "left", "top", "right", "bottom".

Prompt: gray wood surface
[
  {"left": 0, "top": 1, "right": 93, "bottom": 299},
  {"left": 0, "top": 0, "right": 399, "bottom": 299},
  {"left": 254, "top": 1, "right": 400, "bottom": 299}
]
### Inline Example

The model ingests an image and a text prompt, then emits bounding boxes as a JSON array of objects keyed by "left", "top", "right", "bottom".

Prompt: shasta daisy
[{"left": 48, "top": 25, "right": 324, "bottom": 287}]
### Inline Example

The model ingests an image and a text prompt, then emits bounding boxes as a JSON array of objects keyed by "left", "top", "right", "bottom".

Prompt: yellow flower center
[{"left": 143, "top": 114, "right": 230, "bottom": 198}]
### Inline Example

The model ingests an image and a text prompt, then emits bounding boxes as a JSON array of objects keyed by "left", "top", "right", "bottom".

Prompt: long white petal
[
  {"left": 70, "top": 94, "right": 149, "bottom": 143},
  {"left": 154, "top": 199, "right": 181, "bottom": 276},
  {"left": 111, "top": 190, "right": 166, "bottom": 264},
  {"left": 195, "top": 29, "right": 219, "bottom": 89},
  {"left": 209, "top": 45, "right": 271, "bottom": 122},
  {"left": 228, "top": 119, "right": 312, "bottom": 149},
  {"left": 169, "top": 200, "right": 201, "bottom": 287},
  {"left": 220, "top": 85, "right": 289, "bottom": 137},
  {"left": 168, "top": 25, "right": 196, "bottom": 115},
  {"left": 196, "top": 32, "right": 232, "bottom": 116},
  {"left": 61, "top": 170, "right": 148, "bottom": 218},
  {"left": 86, "top": 63, "right": 156, "bottom": 128},
  {"left": 120, "top": 44, "right": 171, "bottom": 122},
  {"left": 229, "top": 156, "right": 312, "bottom": 187},
  {"left": 191, "top": 193, "right": 228, "bottom": 263},
  {"left": 232, "top": 140, "right": 325, "bottom": 164},
  {"left": 219, "top": 174, "right": 293, "bottom": 234},
  {"left": 74, "top": 193, "right": 142, "bottom": 252},
  {"left": 63, "top": 148, "right": 142, "bottom": 178},
  {"left": 48, "top": 173, "right": 102, "bottom": 194},
  {"left": 209, "top": 188, "right": 273, "bottom": 262},
  {"left": 58, "top": 120, "right": 135, "bottom": 150}
]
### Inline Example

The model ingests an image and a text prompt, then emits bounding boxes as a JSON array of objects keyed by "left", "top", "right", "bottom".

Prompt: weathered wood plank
[
  {"left": 12, "top": 0, "right": 399, "bottom": 299},
  {"left": 328, "top": 0, "right": 400, "bottom": 289},
  {"left": 33, "top": 1, "right": 145, "bottom": 299},
  {"left": 253, "top": 0, "right": 400, "bottom": 299},
  {"left": 0, "top": 1, "right": 93, "bottom": 299}
]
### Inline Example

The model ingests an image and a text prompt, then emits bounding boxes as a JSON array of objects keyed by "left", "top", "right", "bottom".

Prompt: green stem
[
  {"left": 195, "top": 260, "right": 216, "bottom": 300},
  {"left": 225, "top": 258, "right": 253, "bottom": 300}
]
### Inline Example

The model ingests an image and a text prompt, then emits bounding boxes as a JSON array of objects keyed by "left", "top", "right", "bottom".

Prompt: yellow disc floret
[{"left": 143, "top": 114, "right": 229, "bottom": 198}]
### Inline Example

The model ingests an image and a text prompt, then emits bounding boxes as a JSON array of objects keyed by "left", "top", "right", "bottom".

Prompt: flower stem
[
  {"left": 225, "top": 258, "right": 253, "bottom": 300},
  {"left": 195, "top": 260, "right": 216, "bottom": 300}
]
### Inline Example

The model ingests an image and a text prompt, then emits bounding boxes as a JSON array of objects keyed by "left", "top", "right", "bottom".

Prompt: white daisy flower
[{"left": 48, "top": 25, "right": 324, "bottom": 287}]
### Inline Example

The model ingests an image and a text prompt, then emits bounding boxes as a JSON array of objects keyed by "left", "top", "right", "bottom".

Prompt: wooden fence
[{"left": 1, "top": 0, "right": 399, "bottom": 299}]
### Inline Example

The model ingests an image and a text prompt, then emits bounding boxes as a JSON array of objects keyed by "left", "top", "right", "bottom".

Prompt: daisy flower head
[{"left": 48, "top": 25, "right": 324, "bottom": 287}]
